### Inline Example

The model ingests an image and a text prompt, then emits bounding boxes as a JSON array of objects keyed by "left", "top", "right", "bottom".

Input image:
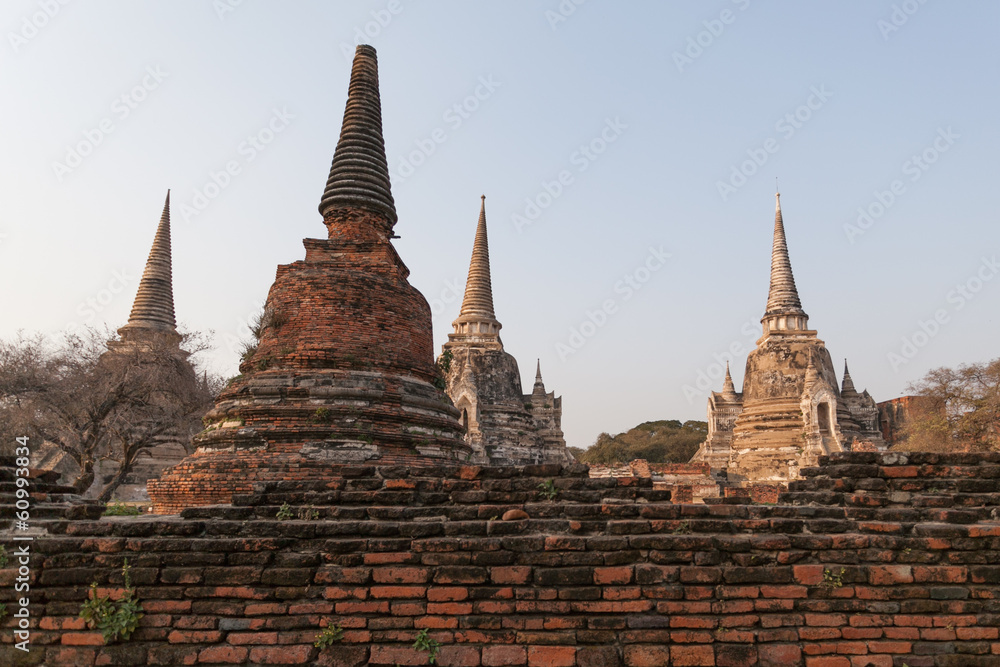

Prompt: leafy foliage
[
  {"left": 575, "top": 420, "right": 708, "bottom": 464},
  {"left": 895, "top": 358, "right": 1000, "bottom": 453},
  {"left": 537, "top": 479, "right": 559, "bottom": 500},
  {"left": 313, "top": 621, "right": 344, "bottom": 648},
  {"left": 276, "top": 502, "right": 293, "bottom": 520},
  {"left": 413, "top": 628, "right": 441, "bottom": 663},
  {"left": 79, "top": 559, "right": 143, "bottom": 644},
  {"left": 102, "top": 502, "right": 141, "bottom": 516}
]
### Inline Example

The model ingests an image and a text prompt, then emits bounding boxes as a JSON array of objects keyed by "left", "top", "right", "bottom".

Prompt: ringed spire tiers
[
  {"left": 841, "top": 360, "right": 858, "bottom": 397},
  {"left": 318, "top": 44, "right": 397, "bottom": 233},
  {"left": 762, "top": 192, "right": 809, "bottom": 335},
  {"left": 116, "top": 191, "right": 180, "bottom": 347},
  {"left": 450, "top": 196, "right": 502, "bottom": 344},
  {"left": 721, "top": 362, "right": 737, "bottom": 398},
  {"left": 149, "top": 45, "right": 469, "bottom": 513}
]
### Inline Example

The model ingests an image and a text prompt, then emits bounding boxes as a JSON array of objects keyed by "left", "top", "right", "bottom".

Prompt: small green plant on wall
[
  {"left": 78, "top": 559, "right": 143, "bottom": 644},
  {"left": 313, "top": 621, "right": 344, "bottom": 648},
  {"left": 538, "top": 479, "right": 559, "bottom": 500},
  {"left": 413, "top": 628, "right": 441, "bottom": 664}
]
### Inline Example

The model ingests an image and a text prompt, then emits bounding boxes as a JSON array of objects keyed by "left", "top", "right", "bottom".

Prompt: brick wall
[{"left": 4, "top": 452, "right": 1000, "bottom": 666}]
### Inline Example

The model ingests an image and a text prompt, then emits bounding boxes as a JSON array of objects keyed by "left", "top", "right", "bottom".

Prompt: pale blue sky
[{"left": 2, "top": 1, "right": 997, "bottom": 449}]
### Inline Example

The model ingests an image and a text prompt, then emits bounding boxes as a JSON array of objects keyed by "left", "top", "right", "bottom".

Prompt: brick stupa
[{"left": 149, "top": 46, "right": 469, "bottom": 513}]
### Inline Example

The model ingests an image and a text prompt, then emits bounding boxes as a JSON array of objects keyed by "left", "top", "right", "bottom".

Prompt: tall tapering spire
[
  {"left": 841, "top": 360, "right": 858, "bottom": 396},
  {"left": 533, "top": 359, "right": 547, "bottom": 397},
  {"left": 722, "top": 362, "right": 737, "bottom": 398},
  {"left": 762, "top": 192, "right": 809, "bottom": 334},
  {"left": 459, "top": 195, "right": 496, "bottom": 319},
  {"left": 318, "top": 44, "right": 397, "bottom": 227},
  {"left": 450, "top": 196, "right": 501, "bottom": 343},
  {"left": 124, "top": 191, "right": 176, "bottom": 333}
]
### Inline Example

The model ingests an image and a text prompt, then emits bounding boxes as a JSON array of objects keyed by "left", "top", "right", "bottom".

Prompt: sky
[{"left": 2, "top": 1, "right": 998, "bottom": 450}]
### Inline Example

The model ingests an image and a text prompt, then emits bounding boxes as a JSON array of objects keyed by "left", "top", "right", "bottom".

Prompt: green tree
[{"left": 577, "top": 419, "right": 707, "bottom": 464}]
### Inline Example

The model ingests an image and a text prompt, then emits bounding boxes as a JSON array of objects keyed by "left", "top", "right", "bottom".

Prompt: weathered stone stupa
[
  {"left": 440, "top": 197, "right": 571, "bottom": 465},
  {"left": 692, "top": 194, "right": 884, "bottom": 484},
  {"left": 100, "top": 192, "right": 197, "bottom": 500},
  {"left": 149, "top": 46, "right": 469, "bottom": 513}
]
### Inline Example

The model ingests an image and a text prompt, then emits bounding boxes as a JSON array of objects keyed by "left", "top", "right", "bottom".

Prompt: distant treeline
[{"left": 570, "top": 419, "right": 708, "bottom": 465}]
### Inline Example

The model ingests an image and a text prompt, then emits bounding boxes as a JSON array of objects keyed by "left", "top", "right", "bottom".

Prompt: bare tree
[
  {"left": 895, "top": 358, "right": 1000, "bottom": 453},
  {"left": 0, "top": 328, "right": 221, "bottom": 500}
]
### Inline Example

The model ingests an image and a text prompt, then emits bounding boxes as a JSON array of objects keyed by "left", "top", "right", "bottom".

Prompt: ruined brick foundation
[{"left": 4, "top": 452, "right": 1000, "bottom": 666}]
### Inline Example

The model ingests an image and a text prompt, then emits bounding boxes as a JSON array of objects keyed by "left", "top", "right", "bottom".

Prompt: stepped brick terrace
[{"left": 4, "top": 451, "right": 1000, "bottom": 666}]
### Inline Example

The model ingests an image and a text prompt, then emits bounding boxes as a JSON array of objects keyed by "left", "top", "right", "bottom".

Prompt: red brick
[
  {"left": 850, "top": 657, "right": 891, "bottom": 667},
  {"left": 715, "top": 644, "right": 758, "bottom": 667},
  {"left": 957, "top": 627, "right": 999, "bottom": 640},
  {"left": 671, "top": 645, "right": 714, "bottom": 666},
  {"left": 364, "top": 551, "right": 416, "bottom": 565},
  {"left": 199, "top": 646, "right": 249, "bottom": 663},
  {"left": 60, "top": 633, "right": 106, "bottom": 646},
  {"left": 526, "top": 645, "right": 576, "bottom": 667},
  {"left": 867, "top": 566, "right": 913, "bottom": 585},
  {"left": 248, "top": 645, "right": 314, "bottom": 664},
  {"left": 245, "top": 603, "right": 287, "bottom": 615},
  {"left": 804, "top": 658, "right": 850, "bottom": 667},
  {"left": 491, "top": 566, "right": 532, "bottom": 585},
  {"left": 226, "top": 632, "right": 278, "bottom": 645},
  {"left": 794, "top": 565, "right": 825, "bottom": 586},
  {"left": 372, "top": 567, "right": 431, "bottom": 584},
  {"left": 483, "top": 645, "right": 527, "bottom": 666},
  {"left": 866, "top": 641, "right": 910, "bottom": 653},
  {"left": 143, "top": 600, "right": 192, "bottom": 613},
  {"left": 761, "top": 585, "right": 808, "bottom": 598},
  {"left": 594, "top": 566, "right": 633, "bottom": 585},
  {"left": 168, "top": 630, "right": 224, "bottom": 643},
  {"left": 806, "top": 614, "right": 848, "bottom": 627},
  {"left": 624, "top": 645, "right": 671, "bottom": 667},
  {"left": 40, "top": 617, "right": 87, "bottom": 631},
  {"left": 370, "top": 585, "right": 426, "bottom": 598},
  {"left": 45, "top": 648, "right": 99, "bottom": 666},
  {"left": 759, "top": 644, "right": 803, "bottom": 666},
  {"left": 427, "top": 602, "right": 473, "bottom": 615},
  {"left": 436, "top": 645, "right": 481, "bottom": 667},
  {"left": 428, "top": 587, "right": 469, "bottom": 602},
  {"left": 834, "top": 642, "right": 867, "bottom": 655}
]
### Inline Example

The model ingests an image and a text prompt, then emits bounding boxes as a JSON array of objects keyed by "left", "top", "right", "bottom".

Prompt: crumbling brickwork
[
  {"left": 7, "top": 452, "right": 1000, "bottom": 666},
  {"left": 147, "top": 46, "right": 470, "bottom": 512}
]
